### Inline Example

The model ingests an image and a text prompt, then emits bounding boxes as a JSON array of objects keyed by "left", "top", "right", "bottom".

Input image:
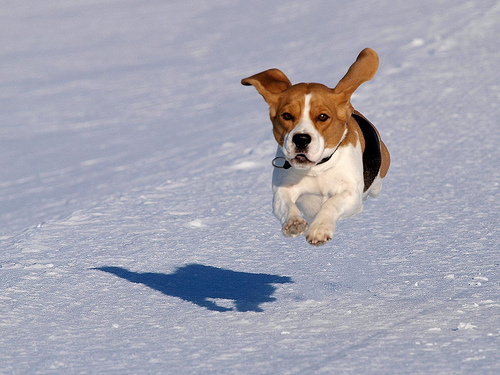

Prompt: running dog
[{"left": 241, "top": 48, "right": 390, "bottom": 245}]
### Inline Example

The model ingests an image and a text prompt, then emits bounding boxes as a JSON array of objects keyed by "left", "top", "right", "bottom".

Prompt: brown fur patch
[{"left": 270, "top": 83, "right": 351, "bottom": 149}]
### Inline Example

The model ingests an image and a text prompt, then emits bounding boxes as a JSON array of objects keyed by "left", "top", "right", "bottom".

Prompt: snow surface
[{"left": 1, "top": 0, "right": 499, "bottom": 373}]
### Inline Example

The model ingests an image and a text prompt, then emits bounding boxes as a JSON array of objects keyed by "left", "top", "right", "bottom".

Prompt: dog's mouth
[
  {"left": 294, "top": 154, "right": 309, "bottom": 162},
  {"left": 292, "top": 153, "right": 315, "bottom": 166}
]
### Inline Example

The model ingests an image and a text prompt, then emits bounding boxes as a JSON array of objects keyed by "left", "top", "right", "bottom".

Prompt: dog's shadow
[{"left": 95, "top": 264, "right": 293, "bottom": 312}]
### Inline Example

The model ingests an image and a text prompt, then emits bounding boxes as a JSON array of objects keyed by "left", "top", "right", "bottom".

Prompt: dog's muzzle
[{"left": 292, "top": 133, "right": 312, "bottom": 150}]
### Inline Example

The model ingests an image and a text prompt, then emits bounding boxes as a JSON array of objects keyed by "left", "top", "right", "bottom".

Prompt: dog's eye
[
  {"left": 317, "top": 113, "right": 329, "bottom": 122},
  {"left": 282, "top": 112, "right": 294, "bottom": 121}
]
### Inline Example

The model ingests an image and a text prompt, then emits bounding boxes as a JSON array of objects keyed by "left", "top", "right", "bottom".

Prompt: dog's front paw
[
  {"left": 282, "top": 216, "right": 309, "bottom": 237},
  {"left": 306, "top": 224, "right": 334, "bottom": 246}
]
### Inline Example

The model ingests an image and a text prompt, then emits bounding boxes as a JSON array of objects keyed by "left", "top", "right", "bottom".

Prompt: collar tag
[{"left": 272, "top": 157, "right": 291, "bottom": 169}]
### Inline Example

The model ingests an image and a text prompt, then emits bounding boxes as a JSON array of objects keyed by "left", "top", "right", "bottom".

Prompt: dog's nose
[{"left": 292, "top": 133, "right": 312, "bottom": 149}]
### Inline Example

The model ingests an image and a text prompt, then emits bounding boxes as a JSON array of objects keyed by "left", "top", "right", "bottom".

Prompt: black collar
[
  {"left": 272, "top": 124, "right": 347, "bottom": 170},
  {"left": 279, "top": 153, "right": 333, "bottom": 170},
  {"left": 272, "top": 135, "right": 343, "bottom": 170}
]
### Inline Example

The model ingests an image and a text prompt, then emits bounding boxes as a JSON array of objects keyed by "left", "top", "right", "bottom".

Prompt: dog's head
[{"left": 242, "top": 48, "right": 379, "bottom": 170}]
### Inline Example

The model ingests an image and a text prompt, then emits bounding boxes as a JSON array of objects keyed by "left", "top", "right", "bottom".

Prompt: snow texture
[{"left": 1, "top": 0, "right": 499, "bottom": 374}]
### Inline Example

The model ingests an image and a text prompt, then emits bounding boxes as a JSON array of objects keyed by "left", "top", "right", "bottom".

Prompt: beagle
[{"left": 241, "top": 48, "right": 390, "bottom": 246}]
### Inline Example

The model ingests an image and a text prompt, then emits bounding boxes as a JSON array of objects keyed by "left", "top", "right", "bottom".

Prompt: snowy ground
[{"left": 1, "top": 0, "right": 499, "bottom": 373}]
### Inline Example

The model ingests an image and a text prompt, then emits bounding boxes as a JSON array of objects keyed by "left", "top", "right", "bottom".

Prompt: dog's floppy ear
[
  {"left": 241, "top": 69, "right": 292, "bottom": 108},
  {"left": 332, "top": 48, "right": 379, "bottom": 117}
]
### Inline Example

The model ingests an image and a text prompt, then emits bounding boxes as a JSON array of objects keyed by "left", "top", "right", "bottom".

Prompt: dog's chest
[{"left": 274, "top": 142, "right": 363, "bottom": 198}]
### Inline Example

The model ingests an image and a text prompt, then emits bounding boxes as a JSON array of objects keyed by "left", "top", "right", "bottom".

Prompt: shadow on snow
[{"left": 95, "top": 264, "right": 293, "bottom": 312}]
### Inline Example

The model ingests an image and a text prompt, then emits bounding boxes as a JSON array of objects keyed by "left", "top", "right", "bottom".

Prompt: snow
[{"left": 1, "top": 0, "right": 499, "bottom": 373}]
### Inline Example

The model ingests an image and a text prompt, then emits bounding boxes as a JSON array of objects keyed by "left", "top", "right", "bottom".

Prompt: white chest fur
[{"left": 272, "top": 141, "right": 365, "bottom": 243}]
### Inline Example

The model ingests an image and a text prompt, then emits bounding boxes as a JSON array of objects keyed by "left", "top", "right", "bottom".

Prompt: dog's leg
[
  {"left": 306, "top": 189, "right": 363, "bottom": 246},
  {"left": 367, "top": 176, "right": 383, "bottom": 198},
  {"left": 273, "top": 188, "right": 309, "bottom": 237}
]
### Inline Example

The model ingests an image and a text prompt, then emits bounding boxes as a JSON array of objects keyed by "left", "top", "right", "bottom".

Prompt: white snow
[{"left": 1, "top": 0, "right": 499, "bottom": 374}]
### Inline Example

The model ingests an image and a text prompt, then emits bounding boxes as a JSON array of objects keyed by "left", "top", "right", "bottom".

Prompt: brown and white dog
[{"left": 241, "top": 48, "right": 390, "bottom": 246}]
